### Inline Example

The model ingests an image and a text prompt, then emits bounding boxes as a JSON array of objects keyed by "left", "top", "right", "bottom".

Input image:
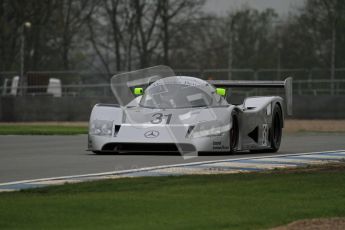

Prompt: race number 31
[{"left": 151, "top": 113, "right": 172, "bottom": 124}]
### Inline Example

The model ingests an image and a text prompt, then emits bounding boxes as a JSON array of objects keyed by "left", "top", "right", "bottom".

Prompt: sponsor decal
[
  {"left": 213, "top": 141, "right": 221, "bottom": 146},
  {"left": 213, "top": 141, "right": 228, "bottom": 150}
]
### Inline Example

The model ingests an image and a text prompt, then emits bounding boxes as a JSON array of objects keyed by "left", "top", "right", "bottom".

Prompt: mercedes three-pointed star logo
[{"left": 144, "top": 130, "right": 160, "bottom": 138}]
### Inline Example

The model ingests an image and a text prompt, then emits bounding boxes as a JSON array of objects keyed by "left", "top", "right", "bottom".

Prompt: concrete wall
[
  {"left": 0, "top": 95, "right": 344, "bottom": 121},
  {"left": 0, "top": 96, "right": 115, "bottom": 121}
]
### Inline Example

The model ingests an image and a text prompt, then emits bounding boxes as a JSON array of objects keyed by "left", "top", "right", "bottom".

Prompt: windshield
[
  {"left": 140, "top": 84, "right": 213, "bottom": 109},
  {"left": 110, "top": 65, "right": 175, "bottom": 106}
]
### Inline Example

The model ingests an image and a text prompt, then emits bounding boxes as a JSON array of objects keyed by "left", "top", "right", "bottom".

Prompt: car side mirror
[{"left": 133, "top": 87, "right": 143, "bottom": 96}]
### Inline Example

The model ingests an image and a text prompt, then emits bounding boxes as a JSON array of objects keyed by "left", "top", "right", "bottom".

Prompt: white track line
[{"left": 0, "top": 149, "right": 344, "bottom": 187}]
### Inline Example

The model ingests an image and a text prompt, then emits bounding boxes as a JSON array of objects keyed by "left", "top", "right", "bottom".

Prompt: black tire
[
  {"left": 93, "top": 151, "right": 117, "bottom": 155},
  {"left": 268, "top": 104, "right": 283, "bottom": 153},
  {"left": 230, "top": 114, "right": 239, "bottom": 154}
]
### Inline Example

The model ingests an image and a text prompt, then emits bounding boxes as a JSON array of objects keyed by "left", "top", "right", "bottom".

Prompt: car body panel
[{"left": 88, "top": 66, "right": 291, "bottom": 154}]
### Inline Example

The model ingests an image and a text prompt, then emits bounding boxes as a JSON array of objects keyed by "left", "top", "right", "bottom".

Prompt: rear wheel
[
  {"left": 250, "top": 104, "right": 283, "bottom": 154},
  {"left": 269, "top": 104, "right": 283, "bottom": 152},
  {"left": 230, "top": 114, "right": 239, "bottom": 154}
]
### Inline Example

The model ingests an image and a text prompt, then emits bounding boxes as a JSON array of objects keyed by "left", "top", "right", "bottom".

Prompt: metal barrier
[
  {"left": 1, "top": 80, "right": 345, "bottom": 98},
  {"left": 1, "top": 68, "right": 345, "bottom": 96},
  {"left": 0, "top": 84, "right": 112, "bottom": 97}
]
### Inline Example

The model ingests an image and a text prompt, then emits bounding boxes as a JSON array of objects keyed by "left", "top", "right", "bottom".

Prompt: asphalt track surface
[{"left": 0, "top": 132, "right": 344, "bottom": 183}]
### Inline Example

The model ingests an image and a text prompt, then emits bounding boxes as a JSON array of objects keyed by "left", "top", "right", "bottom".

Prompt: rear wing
[{"left": 208, "top": 77, "right": 293, "bottom": 116}]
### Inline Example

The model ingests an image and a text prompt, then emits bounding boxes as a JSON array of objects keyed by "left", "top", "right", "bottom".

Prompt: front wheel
[
  {"left": 268, "top": 104, "right": 283, "bottom": 152},
  {"left": 229, "top": 114, "right": 239, "bottom": 154}
]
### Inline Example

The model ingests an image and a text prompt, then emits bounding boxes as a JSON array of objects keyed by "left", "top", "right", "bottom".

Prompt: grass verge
[
  {"left": 0, "top": 164, "right": 345, "bottom": 230},
  {"left": 0, "top": 125, "right": 87, "bottom": 135}
]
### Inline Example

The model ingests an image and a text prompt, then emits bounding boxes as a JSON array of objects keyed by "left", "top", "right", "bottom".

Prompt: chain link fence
[{"left": 1, "top": 68, "right": 345, "bottom": 97}]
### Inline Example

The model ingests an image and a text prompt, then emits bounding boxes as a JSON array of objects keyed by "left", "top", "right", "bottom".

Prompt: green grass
[
  {"left": 1, "top": 166, "right": 345, "bottom": 229},
  {"left": 0, "top": 125, "right": 87, "bottom": 135}
]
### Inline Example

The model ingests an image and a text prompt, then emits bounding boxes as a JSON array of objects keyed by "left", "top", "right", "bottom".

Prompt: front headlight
[
  {"left": 89, "top": 120, "right": 113, "bottom": 136},
  {"left": 191, "top": 121, "right": 230, "bottom": 138}
]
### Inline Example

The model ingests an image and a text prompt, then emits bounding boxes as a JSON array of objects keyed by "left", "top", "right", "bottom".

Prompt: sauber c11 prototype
[{"left": 88, "top": 66, "right": 292, "bottom": 155}]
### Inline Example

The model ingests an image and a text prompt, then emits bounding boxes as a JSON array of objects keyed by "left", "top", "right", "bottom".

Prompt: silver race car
[{"left": 88, "top": 66, "right": 292, "bottom": 155}]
